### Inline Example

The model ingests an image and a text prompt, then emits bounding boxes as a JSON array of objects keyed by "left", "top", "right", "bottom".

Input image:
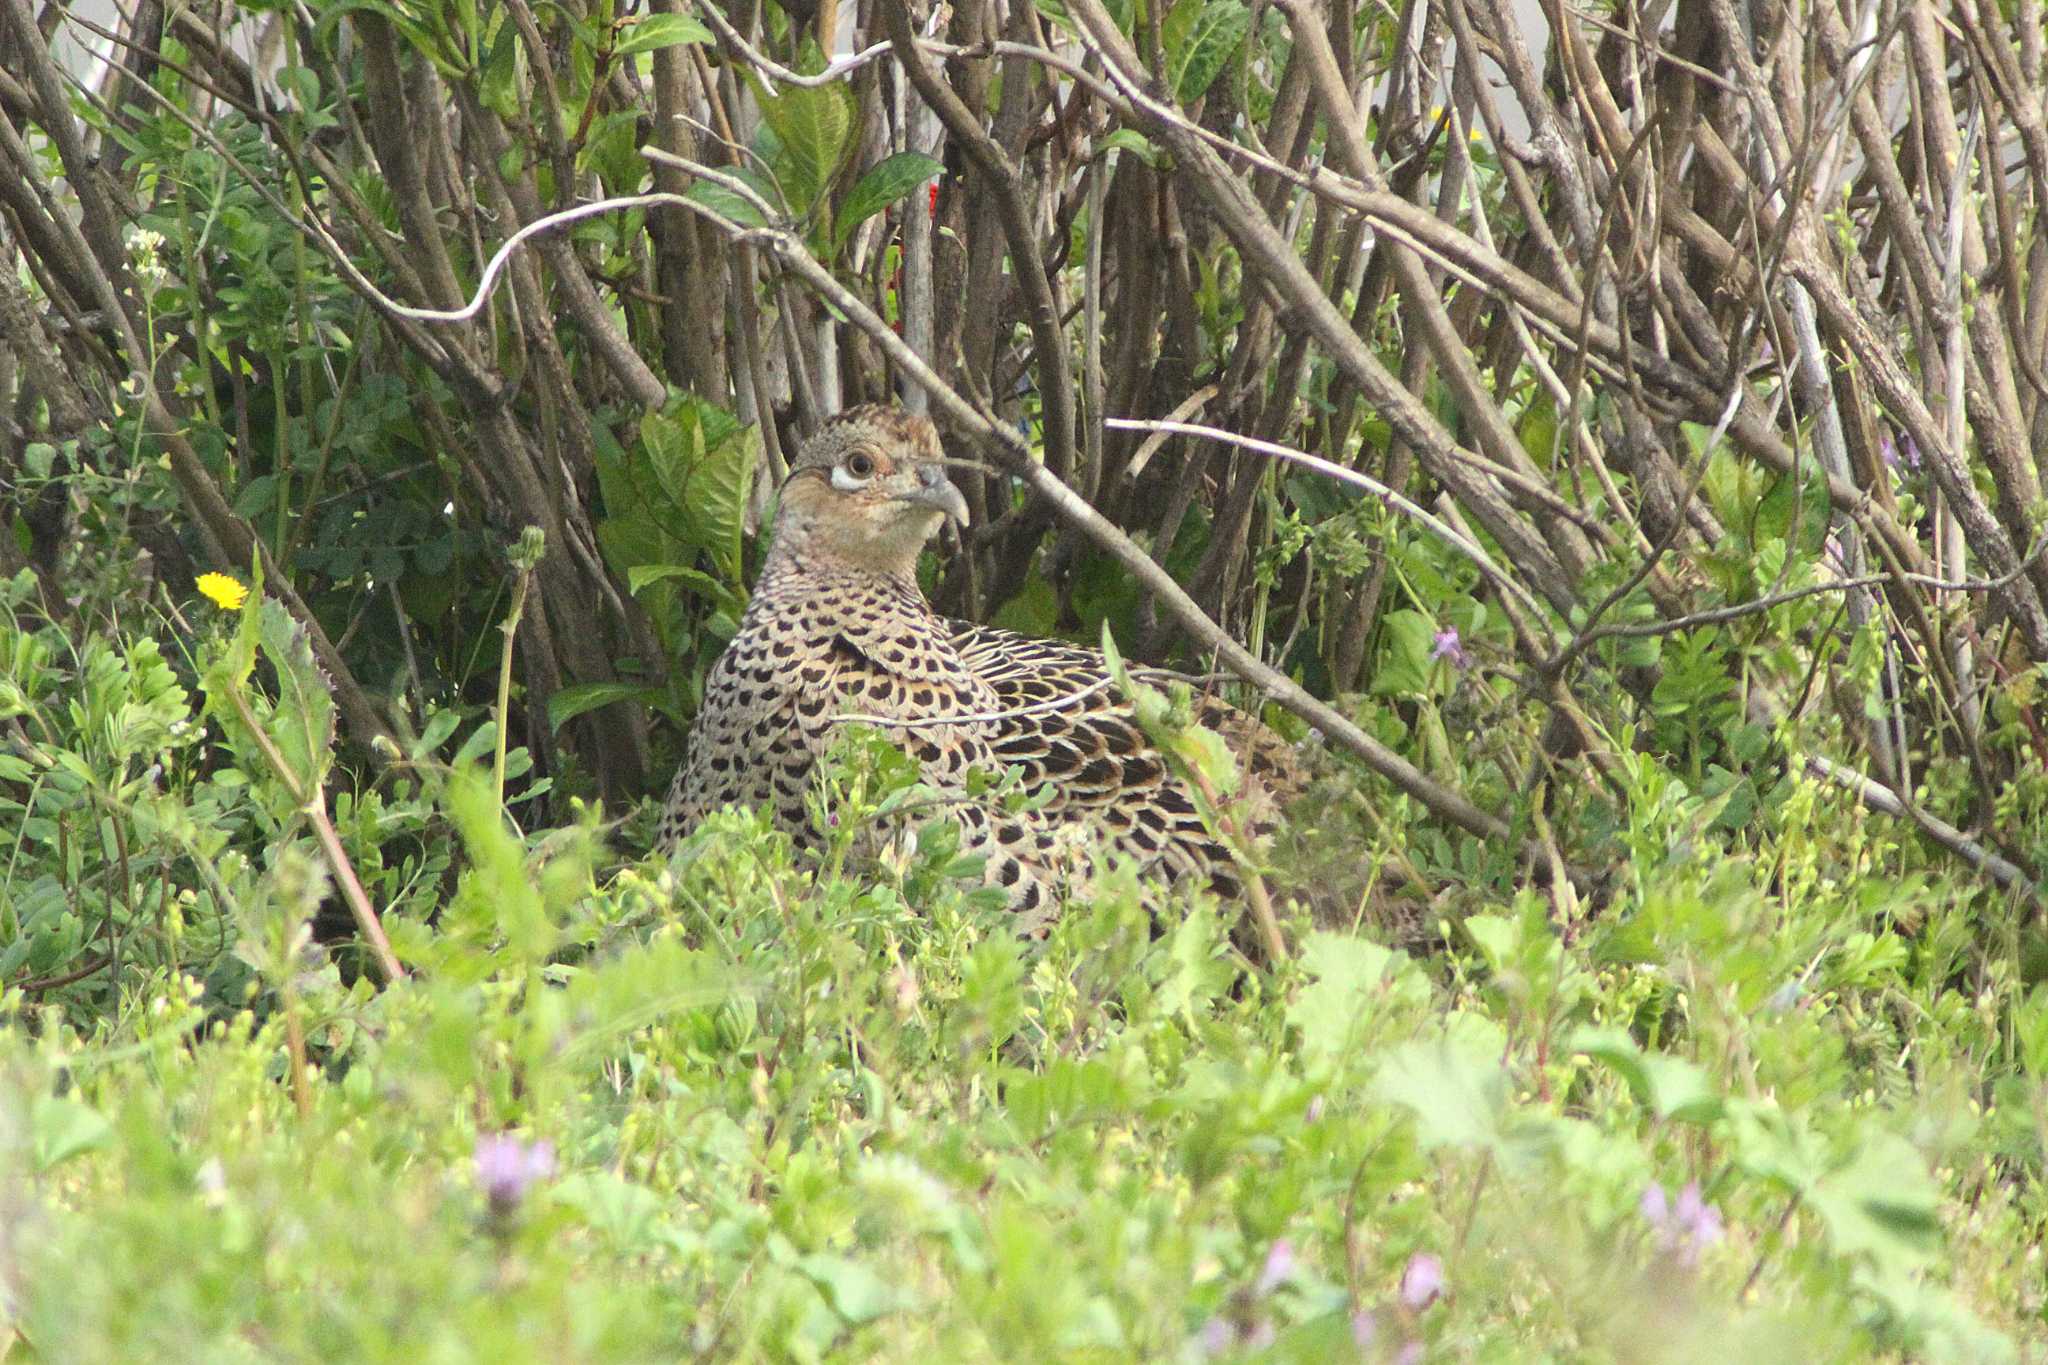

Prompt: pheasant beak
[{"left": 900, "top": 463, "right": 970, "bottom": 528}]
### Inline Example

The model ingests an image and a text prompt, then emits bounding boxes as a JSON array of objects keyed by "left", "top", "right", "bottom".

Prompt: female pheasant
[{"left": 659, "top": 405, "right": 1295, "bottom": 932}]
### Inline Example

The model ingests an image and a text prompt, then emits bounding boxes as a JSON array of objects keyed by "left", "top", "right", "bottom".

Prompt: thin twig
[{"left": 1106, "top": 416, "right": 1554, "bottom": 622}]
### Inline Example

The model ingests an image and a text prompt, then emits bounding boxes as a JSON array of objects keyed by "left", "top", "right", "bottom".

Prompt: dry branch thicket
[{"left": 0, "top": 0, "right": 2044, "bottom": 893}]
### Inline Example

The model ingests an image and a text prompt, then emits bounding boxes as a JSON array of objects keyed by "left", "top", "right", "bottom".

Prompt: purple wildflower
[
  {"left": 1393, "top": 1342, "right": 1425, "bottom": 1365},
  {"left": 1199, "top": 1316, "right": 1234, "bottom": 1356},
  {"left": 1899, "top": 433, "right": 1921, "bottom": 468},
  {"left": 1399, "top": 1252, "right": 1444, "bottom": 1310},
  {"left": 1305, "top": 1094, "right": 1326, "bottom": 1124},
  {"left": 475, "top": 1133, "right": 556, "bottom": 1216},
  {"left": 1430, "top": 627, "right": 1468, "bottom": 670},
  {"left": 1352, "top": 1311, "right": 1379, "bottom": 1347},
  {"left": 1642, "top": 1179, "right": 1724, "bottom": 1265},
  {"left": 1879, "top": 431, "right": 1899, "bottom": 469},
  {"left": 1255, "top": 1239, "right": 1295, "bottom": 1295},
  {"left": 1674, "top": 1182, "right": 1724, "bottom": 1245}
]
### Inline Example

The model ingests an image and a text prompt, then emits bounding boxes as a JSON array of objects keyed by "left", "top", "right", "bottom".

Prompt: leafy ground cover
[{"left": 1, "top": 567, "right": 2038, "bottom": 1362}]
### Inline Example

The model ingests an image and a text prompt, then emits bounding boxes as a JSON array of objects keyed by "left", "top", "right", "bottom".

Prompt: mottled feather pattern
[{"left": 661, "top": 404, "right": 1297, "bottom": 932}]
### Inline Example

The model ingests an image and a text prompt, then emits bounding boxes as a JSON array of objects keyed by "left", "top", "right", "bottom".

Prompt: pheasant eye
[{"left": 845, "top": 453, "right": 875, "bottom": 479}]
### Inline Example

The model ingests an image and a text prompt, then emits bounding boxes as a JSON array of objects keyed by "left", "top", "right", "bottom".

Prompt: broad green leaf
[
  {"left": 233, "top": 473, "right": 278, "bottom": 520},
  {"left": 1165, "top": 0, "right": 1248, "bottom": 102},
  {"left": 684, "top": 179, "right": 770, "bottom": 229},
  {"left": 626, "top": 562, "right": 745, "bottom": 614},
  {"left": 834, "top": 152, "right": 943, "bottom": 252},
  {"left": 1728, "top": 1103, "right": 1942, "bottom": 1275},
  {"left": 1370, "top": 609, "right": 1435, "bottom": 697},
  {"left": 554, "top": 1171, "right": 668, "bottom": 1251},
  {"left": 1098, "top": 129, "right": 1165, "bottom": 168},
  {"left": 33, "top": 1095, "right": 112, "bottom": 1171},
  {"left": 639, "top": 397, "right": 757, "bottom": 583},
  {"left": 752, "top": 77, "right": 856, "bottom": 217},
  {"left": 546, "top": 681, "right": 658, "bottom": 733},
  {"left": 1570, "top": 1027, "right": 1724, "bottom": 1124},
  {"left": 479, "top": 19, "right": 522, "bottom": 117},
  {"left": 1371, "top": 1035, "right": 1509, "bottom": 1152},
  {"left": 1288, "top": 932, "right": 1428, "bottom": 1069},
  {"left": 798, "top": 1252, "right": 908, "bottom": 1323},
  {"left": 413, "top": 707, "right": 463, "bottom": 758},
  {"left": 612, "top": 12, "right": 713, "bottom": 55}
]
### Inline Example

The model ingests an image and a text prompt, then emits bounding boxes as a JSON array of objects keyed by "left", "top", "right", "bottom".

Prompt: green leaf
[
  {"left": 1288, "top": 932, "right": 1427, "bottom": 1069},
  {"left": 611, "top": 12, "right": 714, "bottom": 55},
  {"left": 798, "top": 1252, "right": 907, "bottom": 1323},
  {"left": 751, "top": 77, "right": 856, "bottom": 217},
  {"left": 233, "top": 474, "right": 278, "bottom": 520},
  {"left": 444, "top": 766, "right": 552, "bottom": 960},
  {"left": 547, "top": 681, "right": 657, "bottom": 734},
  {"left": 626, "top": 562, "right": 745, "bottom": 614},
  {"left": 833, "top": 152, "right": 943, "bottom": 252},
  {"left": 1371, "top": 1035, "right": 1509, "bottom": 1152},
  {"left": 257, "top": 599, "right": 337, "bottom": 792},
  {"left": 1570, "top": 1027, "right": 1725, "bottom": 1124},
  {"left": 1728, "top": 1103, "right": 1942, "bottom": 1275},
  {"left": 959, "top": 934, "right": 1025, "bottom": 1051},
  {"left": 1371, "top": 609, "right": 1435, "bottom": 697},
  {"left": 200, "top": 591, "right": 335, "bottom": 822},
  {"left": 1097, "top": 129, "right": 1165, "bottom": 168},
  {"left": 33, "top": 1095, "right": 112, "bottom": 1171},
  {"left": 684, "top": 179, "right": 769, "bottom": 229},
  {"left": 479, "top": 19, "right": 522, "bottom": 118},
  {"left": 1164, "top": 0, "right": 1248, "bottom": 102},
  {"left": 639, "top": 397, "right": 757, "bottom": 584},
  {"left": 553, "top": 1171, "right": 667, "bottom": 1251}
]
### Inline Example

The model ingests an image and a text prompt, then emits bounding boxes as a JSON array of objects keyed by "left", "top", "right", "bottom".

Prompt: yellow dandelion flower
[{"left": 196, "top": 572, "right": 249, "bottom": 611}]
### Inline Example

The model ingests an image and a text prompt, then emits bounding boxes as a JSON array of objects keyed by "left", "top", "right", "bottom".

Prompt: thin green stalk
[{"left": 495, "top": 528, "right": 548, "bottom": 808}]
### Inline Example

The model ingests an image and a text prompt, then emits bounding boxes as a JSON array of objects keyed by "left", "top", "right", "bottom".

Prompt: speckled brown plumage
[{"left": 660, "top": 404, "right": 1296, "bottom": 932}]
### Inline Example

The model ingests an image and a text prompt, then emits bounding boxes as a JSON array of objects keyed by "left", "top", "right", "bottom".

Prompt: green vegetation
[
  {"left": 3, "top": 0, "right": 2047, "bottom": 1354},
  {"left": 1, "top": 564, "right": 2039, "bottom": 1359}
]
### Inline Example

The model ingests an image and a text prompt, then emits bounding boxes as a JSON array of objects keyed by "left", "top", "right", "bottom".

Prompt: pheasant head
[{"left": 770, "top": 405, "right": 970, "bottom": 578}]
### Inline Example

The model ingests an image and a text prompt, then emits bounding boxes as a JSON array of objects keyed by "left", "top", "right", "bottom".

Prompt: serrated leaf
[
  {"left": 257, "top": 599, "right": 337, "bottom": 793},
  {"left": 1288, "top": 932, "right": 1427, "bottom": 1069},
  {"left": 233, "top": 474, "right": 278, "bottom": 520},
  {"left": 1728, "top": 1103, "right": 1943, "bottom": 1275},
  {"left": 612, "top": 12, "right": 713, "bottom": 54},
  {"left": 1371, "top": 1036, "right": 1509, "bottom": 1152},
  {"left": 833, "top": 152, "right": 943, "bottom": 252}
]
